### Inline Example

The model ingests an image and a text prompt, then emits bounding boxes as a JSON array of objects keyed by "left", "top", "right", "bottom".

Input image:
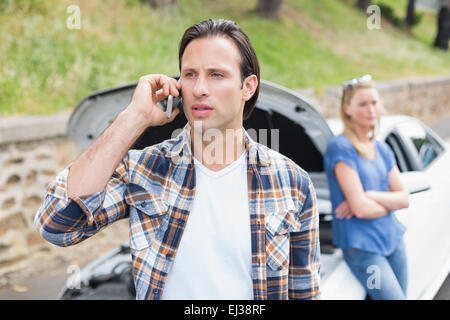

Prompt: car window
[
  {"left": 396, "top": 121, "right": 444, "bottom": 169},
  {"left": 385, "top": 133, "right": 412, "bottom": 172}
]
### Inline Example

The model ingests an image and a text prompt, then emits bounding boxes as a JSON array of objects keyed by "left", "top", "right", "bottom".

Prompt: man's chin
[
  {"left": 189, "top": 119, "right": 215, "bottom": 134},
  {"left": 188, "top": 117, "right": 242, "bottom": 135}
]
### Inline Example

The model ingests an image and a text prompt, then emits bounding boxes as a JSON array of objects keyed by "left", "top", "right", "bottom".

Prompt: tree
[
  {"left": 142, "top": 0, "right": 176, "bottom": 9},
  {"left": 356, "top": 0, "right": 371, "bottom": 11},
  {"left": 255, "top": 0, "right": 283, "bottom": 19},
  {"left": 405, "top": 0, "right": 416, "bottom": 31},
  {"left": 434, "top": 0, "right": 450, "bottom": 50}
]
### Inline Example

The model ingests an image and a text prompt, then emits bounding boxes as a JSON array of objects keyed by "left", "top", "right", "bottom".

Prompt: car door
[{"left": 384, "top": 119, "right": 450, "bottom": 299}]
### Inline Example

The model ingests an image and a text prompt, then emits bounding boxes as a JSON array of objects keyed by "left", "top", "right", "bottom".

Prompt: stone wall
[
  {"left": 0, "top": 75, "right": 449, "bottom": 291},
  {"left": 0, "top": 112, "right": 129, "bottom": 290},
  {"left": 298, "top": 75, "right": 450, "bottom": 126}
]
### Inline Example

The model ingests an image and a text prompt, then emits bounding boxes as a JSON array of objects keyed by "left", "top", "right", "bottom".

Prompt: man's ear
[{"left": 242, "top": 75, "right": 258, "bottom": 102}]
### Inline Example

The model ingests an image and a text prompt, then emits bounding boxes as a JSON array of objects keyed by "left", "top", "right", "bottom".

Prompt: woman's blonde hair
[{"left": 340, "top": 78, "right": 382, "bottom": 159}]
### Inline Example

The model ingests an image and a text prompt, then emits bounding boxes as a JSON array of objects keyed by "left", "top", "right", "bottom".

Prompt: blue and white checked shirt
[{"left": 34, "top": 124, "right": 320, "bottom": 300}]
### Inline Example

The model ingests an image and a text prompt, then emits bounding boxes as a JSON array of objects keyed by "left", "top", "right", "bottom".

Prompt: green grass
[{"left": 0, "top": 0, "right": 449, "bottom": 116}]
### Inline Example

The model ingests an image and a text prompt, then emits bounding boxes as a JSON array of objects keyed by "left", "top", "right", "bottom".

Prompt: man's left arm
[{"left": 289, "top": 174, "right": 321, "bottom": 300}]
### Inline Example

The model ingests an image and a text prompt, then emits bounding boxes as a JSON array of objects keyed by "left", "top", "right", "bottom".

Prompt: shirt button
[{"left": 153, "top": 289, "right": 159, "bottom": 294}]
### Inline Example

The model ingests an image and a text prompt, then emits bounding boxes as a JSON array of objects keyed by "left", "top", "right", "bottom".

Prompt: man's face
[{"left": 180, "top": 36, "right": 249, "bottom": 134}]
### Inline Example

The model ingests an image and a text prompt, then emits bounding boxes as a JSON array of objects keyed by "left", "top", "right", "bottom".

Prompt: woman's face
[{"left": 344, "top": 87, "right": 381, "bottom": 130}]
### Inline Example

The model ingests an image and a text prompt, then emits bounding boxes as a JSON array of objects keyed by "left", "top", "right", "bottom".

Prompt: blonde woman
[{"left": 323, "top": 75, "right": 410, "bottom": 300}]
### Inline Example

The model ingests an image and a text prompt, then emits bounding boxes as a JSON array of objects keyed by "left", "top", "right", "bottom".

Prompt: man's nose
[{"left": 193, "top": 74, "right": 209, "bottom": 97}]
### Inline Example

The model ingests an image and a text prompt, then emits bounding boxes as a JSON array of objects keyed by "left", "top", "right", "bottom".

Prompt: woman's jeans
[{"left": 342, "top": 240, "right": 408, "bottom": 300}]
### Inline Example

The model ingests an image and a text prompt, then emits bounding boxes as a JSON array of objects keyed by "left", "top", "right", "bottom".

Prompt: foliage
[
  {"left": 0, "top": 0, "right": 448, "bottom": 115},
  {"left": 375, "top": 1, "right": 423, "bottom": 28}
]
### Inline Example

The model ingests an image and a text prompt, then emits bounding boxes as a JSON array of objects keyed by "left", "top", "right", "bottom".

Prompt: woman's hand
[{"left": 335, "top": 200, "right": 354, "bottom": 219}]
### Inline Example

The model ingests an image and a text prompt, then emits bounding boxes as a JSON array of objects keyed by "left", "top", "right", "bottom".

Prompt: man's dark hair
[{"left": 178, "top": 19, "right": 260, "bottom": 120}]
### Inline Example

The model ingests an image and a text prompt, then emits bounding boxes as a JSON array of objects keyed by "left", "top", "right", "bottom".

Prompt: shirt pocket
[
  {"left": 126, "top": 184, "right": 170, "bottom": 251},
  {"left": 265, "top": 207, "right": 301, "bottom": 271}
]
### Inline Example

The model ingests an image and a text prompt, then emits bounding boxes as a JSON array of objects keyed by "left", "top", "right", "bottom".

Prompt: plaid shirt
[{"left": 34, "top": 124, "right": 320, "bottom": 300}]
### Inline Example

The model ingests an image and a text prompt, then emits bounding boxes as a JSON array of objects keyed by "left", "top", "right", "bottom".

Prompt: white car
[
  {"left": 60, "top": 80, "right": 450, "bottom": 300},
  {"left": 321, "top": 116, "right": 450, "bottom": 300}
]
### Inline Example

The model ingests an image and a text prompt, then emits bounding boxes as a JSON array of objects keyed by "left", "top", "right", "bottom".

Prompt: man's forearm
[{"left": 67, "top": 109, "right": 149, "bottom": 198}]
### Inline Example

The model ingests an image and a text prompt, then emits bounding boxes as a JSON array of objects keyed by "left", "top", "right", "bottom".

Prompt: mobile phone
[
  {"left": 156, "top": 76, "right": 183, "bottom": 117},
  {"left": 166, "top": 77, "right": 182, "bottom": 118}
]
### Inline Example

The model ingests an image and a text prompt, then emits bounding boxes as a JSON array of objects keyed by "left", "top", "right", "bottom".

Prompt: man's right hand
[
  {"left": 67, "top": 74, "right": 181, "bottom": 199},
  {"left": 126, "top": 74, "right": 181, "bottom": 127}
]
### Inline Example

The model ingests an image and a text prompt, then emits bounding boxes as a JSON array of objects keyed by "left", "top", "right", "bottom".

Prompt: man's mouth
[
  {"left": 191, "top": 104, "right": 213, "bottom": 117},
  {"left": 192, "top": 104, "right": 212, "bottom": 110}
]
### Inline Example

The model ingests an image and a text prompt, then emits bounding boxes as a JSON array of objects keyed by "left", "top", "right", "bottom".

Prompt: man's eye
[
  {"left": 185, "top": 72, "right": 195, "bottom": 77},
  {"left": 211, "top": 73, "right": 223, "bottom": 78}
]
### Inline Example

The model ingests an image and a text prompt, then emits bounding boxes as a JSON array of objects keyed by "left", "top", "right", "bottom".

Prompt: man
[{"left": 34, "top": 19, "right": 320, "bottom": 300}]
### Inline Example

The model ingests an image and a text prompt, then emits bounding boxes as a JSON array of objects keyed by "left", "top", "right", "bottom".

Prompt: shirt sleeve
[
  {"left": 324, "top": 138, "right": 358, "bottom": 173},
  {"left": 289, "top": 173, "right": 321, "bottom": 300},
  {"left": 34, "top": 153, "right": 130, "bottom": 247}
]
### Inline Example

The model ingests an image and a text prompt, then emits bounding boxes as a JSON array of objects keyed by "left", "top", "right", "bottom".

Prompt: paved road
[
  {"left": 0, "top": 266, "right": 68, "bottom": 300},
  {"left": 434, "top": 273, "right": 450, "bottom": 300},
  {"left": 431, "top": 116, "right": 450, "bottom": 141}
]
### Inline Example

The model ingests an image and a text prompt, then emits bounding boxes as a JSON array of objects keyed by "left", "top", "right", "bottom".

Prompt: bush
[
  {"left": 377, "top": 3, "right": 403, "bottom": 27},
  {"left": 0, "top": 0, "right": 50, "bottom": 14},
  {"left": 375, "top": 2, "right": 423, "bottom": 29}
]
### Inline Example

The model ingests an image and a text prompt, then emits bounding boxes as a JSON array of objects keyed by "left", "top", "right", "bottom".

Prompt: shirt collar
[{"left": 163, "top": 123, "right": 270, "bottom": 167}]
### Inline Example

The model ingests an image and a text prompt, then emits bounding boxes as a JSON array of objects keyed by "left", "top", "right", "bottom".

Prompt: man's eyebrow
[
  {"left": 207, "top": 67, "right": 229, "bottom": 73},
  {"left": 182, "top": 67, "right": 231, "bottom": 73}
]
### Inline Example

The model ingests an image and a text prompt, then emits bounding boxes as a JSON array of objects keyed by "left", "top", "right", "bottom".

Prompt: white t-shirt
[{"left": 161, "top": 150, "right": 253, "bottom": 300}]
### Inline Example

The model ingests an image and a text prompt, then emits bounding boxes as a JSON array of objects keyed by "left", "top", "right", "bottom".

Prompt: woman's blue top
[{"left": 323, "top": 134, "right": 406, "bottom": 256}]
